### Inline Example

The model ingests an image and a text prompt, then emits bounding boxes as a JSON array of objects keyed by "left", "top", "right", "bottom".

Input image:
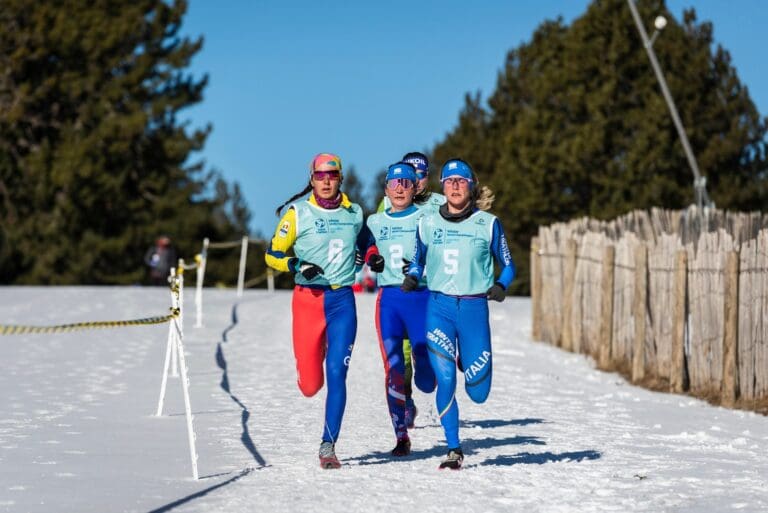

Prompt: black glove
[
  {"left": 354, "top": 250, "right": 364, "bottom": 267},
  {"left": 290, "top": 258, "right": 324, "bottom": 280},
  {"left": 401, "top": 258, "right": 411, "bottom": 276},
  {"left": 299, "top": 262, "right": 324, "bottom": 280},
  {"left": 401, "top": 274, "right": 419, "bottom": 292},
  {"left": 486, "top": 282, "right": 506, "bottom": 302},
  {"left": 367, "top": 254, "right": 385, "bottom": 273}
]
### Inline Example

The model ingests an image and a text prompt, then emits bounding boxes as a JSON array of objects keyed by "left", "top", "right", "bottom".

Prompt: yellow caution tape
[{"left": 0, "top": 308, "right": 180, "bottom": 335}]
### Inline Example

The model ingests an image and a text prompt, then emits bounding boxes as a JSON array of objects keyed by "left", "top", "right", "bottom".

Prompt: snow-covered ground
[{"left": 0, "top": 286, "right": 766, "bottom": 513}]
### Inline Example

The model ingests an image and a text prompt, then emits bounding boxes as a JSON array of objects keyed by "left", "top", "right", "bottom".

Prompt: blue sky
[{"left": 181, "top": 1, "right": 768, "bottom": 237}]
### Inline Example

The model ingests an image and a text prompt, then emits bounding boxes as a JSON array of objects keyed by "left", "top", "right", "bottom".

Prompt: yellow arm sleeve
[{"left": 265, "top": 208, "right": 298, "bottom": 273}]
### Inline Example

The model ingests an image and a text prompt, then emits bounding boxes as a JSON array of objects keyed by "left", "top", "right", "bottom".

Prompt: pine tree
[
  {"left": 0, "top": 0, "right": 250, "bottom": 285},
  {"left": 432, "top": 0, "right": 768, "bottom": 294}
]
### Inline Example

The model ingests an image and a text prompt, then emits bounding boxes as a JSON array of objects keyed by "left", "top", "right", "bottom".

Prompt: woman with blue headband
[
  {"left": 377, "top": 151, "right": 445, "bottom": 429},
  {"left": 402, "top": 158, "right": 516, "bottom": 469},
  {"left": 363, "top": 161, "right": 437, "bottom": 457}
]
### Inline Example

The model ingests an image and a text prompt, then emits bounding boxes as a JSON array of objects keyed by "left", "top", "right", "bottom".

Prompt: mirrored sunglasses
[
  {"left": 441, "top": 177, "right": 472, "bottom": 186},
  {"left": 415, "top": 171, "right": 428, "bottom": 180},
  {"left": 313, "top": 171, "right": 341, "bottom": 181},
  {"left": 386, "top": 178, "right": 415, "bottom": 190}
]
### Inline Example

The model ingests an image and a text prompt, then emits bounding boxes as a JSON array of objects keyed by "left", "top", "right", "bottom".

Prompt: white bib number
[
  {"left": 389, "top": 244, "right": 403, "bottom": 270},
  {"left": 443, "top": 249, "right": 459, "bottom": 274}
]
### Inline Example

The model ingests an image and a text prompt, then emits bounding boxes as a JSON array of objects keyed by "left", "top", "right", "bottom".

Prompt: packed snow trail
[{"left": 0, "top": 287, "right": 766, "bottom": 513}]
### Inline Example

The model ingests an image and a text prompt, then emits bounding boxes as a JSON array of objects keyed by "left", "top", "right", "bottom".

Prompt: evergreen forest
[{"left": 1, "top": 0, "right": 765, "bottom": 293}]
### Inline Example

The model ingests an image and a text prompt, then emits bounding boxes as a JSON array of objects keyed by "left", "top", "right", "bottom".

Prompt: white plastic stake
[
  {"left": 173, "top": 275, "right": 199, "bottom": 480},
  {"left": 194, "top": 238, "right": 208, "bottom": 328},
  {"left": 170, "top": 267, "right": 179, "bottom": 377},
  {"left": 237, "top": 235, "right": 248, "bottom": 297},
  {"left": 156, "top": 318, "right": 174, "bottom": 416},
  {"left": 154, "top": 271, "right": 200, "bottom": 480},
  {"left": 267, "top": 268, "right": 275, "bottom": 292},
  {"left": 156, "top": 269, "right": 179, "bottom": 416},
  {"left": 177, "top": 264, "right": 185, "bottom": 329}
]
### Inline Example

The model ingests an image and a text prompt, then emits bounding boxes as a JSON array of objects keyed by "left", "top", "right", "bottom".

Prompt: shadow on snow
[
  {"left": 348, "top": 434, "right": 546, "bottom": 466},
  {"left": 215, "top": 301, "right": 267, "bottom": 468},
  {"left": 346, "top": 416, "right": 598, "bottom": 467},
  {"left": 460, "top": 417, "right": 546, "bottom": 429},
  {"left": 146, "top": 467, "right": 254, "bottom": 513},
  {"left": 480, "top": 450, "right": 601, "bottom": 466}
]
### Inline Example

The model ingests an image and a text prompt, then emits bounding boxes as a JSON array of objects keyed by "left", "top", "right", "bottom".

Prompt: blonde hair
[
  {"left": 474, "top": 185, "right": 495, "bottom": 211},
  {"left": 470, "top": 171, "right": 495, "bottom": 211}
]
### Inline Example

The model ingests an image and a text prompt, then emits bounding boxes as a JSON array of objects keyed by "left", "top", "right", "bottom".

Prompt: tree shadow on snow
[
  {"left": 477, "top": 450, "right": 601, "bottom": 467},
  {"left": 460, "top": 417, "right": 546, "bottom": 429}
]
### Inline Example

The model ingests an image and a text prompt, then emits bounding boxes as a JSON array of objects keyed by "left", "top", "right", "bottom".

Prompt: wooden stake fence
[{"left": 531, "top": 207, "right": 768, "bottom": 414}]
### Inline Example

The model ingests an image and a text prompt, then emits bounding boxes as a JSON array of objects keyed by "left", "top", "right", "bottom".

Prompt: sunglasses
[
  {"left": 415, "top": 171, "right": 428, "bottom": 180},
  {"left": 441, "top": 177, "right": 472, "bottom": 186},
  {"left": 386, "top": 178, "right": 415, "bottom": 190},
  {"left": 313, "top": 171, "right": 341, "bottom": 181}
]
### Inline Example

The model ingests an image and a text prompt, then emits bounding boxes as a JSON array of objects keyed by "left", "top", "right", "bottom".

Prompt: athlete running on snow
[
  {"left": 402, "top": 158, "right": 515, "bottom": 470},
  {"left": 363, "top": 162, "right": 437, "bottom": 457},
  {"left": 265, "top": 153, "right": 368, "bottom": 469},
  {"left": 377, "top": 151, "right": 445, "bottom": 428}
]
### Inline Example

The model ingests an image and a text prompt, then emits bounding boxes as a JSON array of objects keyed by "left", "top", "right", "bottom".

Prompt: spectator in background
[{"left": 144, "top": 235, "right": 177, "bottom": 285}]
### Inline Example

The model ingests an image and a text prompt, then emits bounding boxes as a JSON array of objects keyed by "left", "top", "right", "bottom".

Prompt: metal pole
[{"left": 626, "top": 0, "right": 712, "bottom": 210}]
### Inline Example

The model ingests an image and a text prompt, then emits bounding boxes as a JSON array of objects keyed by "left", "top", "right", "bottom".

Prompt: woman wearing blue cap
[
  {"left": 377, "top": 151, "right": 445, "bottom": 429},
  {"left": 402, "top": 158, "right": 516, "bottom": 469},
  {"left": 363, "top": 161, "right": 437, "bottom": 456}
]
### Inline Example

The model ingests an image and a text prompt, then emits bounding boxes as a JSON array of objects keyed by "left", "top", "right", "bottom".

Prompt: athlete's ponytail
[
  {"left": 470, "top": 172, "right": 495, "bottom": 211},
  {"left": 275, "top": 182, "right": 312, "bottom": 217}
]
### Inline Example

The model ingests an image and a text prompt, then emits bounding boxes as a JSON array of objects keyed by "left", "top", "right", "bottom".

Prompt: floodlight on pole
[
  {"left": 626, "top": 0, "right": 713, "bottom": 210},
  {"left": 648, "top": 15, "right": 666, "bottom": 46}
]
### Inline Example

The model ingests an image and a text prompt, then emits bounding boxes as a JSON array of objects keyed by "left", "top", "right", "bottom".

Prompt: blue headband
[
  {"left": 403, "top": 154, "right": 428, "bottom": 174},
  {"left": 440, "top": 160, "right": 473, "bottom": 182},
  {"left": 386, "top": 162, "right": 417, "bottom": 183}
]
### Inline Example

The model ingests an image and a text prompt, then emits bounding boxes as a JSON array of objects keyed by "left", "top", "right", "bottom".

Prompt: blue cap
[
  {"left": 440, "top": 159, "right": 473, "bottom": 182},
  {"left": 402, "top": 152, "right": 429, "bottom": 174},
  {"left": 386, "top": 162, "right": 418, "bottom": 183}
]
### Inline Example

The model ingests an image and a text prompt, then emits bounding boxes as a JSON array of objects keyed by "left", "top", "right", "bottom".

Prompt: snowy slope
[{"left": 0, "top": 286, "right": 766, "bottom": 513}]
